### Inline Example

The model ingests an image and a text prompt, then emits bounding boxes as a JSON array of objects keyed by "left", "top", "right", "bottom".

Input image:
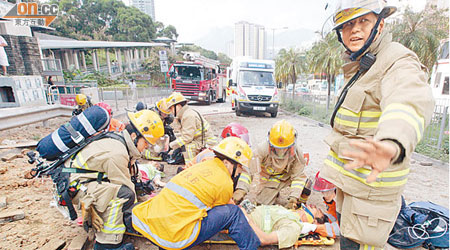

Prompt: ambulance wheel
[
  {"left": 271, "top": 111, "right": 278, "bottom": 118},
  {"left": 236, "top": 103, "right": 242, "bottom": 116}
]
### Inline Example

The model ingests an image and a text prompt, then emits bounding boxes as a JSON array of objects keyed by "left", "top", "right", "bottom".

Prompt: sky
[{"left": 154, "top": 0, "right": 428, "bottom": 43}]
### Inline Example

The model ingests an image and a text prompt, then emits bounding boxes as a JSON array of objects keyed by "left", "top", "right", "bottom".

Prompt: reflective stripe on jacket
[
  {"left": 240, "top": 141, "right": 307, "bottom": 198},
  {"left": 132, "top": 158, "right": 233, "bottom": 249}
]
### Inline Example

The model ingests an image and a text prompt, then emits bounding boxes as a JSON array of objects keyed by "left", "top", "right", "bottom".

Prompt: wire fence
[
  {"left": 98, "top": 86, "right": 172, "bottom": 112},
  {"left": 281, "top": 91, "right": 449, "bottom": 162}
]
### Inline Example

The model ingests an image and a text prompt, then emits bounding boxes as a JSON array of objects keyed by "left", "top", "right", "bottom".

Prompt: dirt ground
[{"left": 0, "top": 101, "right": 448, "bottom": 250}]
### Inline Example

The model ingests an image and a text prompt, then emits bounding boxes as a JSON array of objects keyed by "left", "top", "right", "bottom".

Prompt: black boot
[{"left": 94, "top": 242, "right": 134, "bottom": 250}]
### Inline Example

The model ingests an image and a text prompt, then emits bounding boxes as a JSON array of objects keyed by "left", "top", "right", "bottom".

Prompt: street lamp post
[{"left": 271, "top": 26, "right": 288, "bottom": 59}]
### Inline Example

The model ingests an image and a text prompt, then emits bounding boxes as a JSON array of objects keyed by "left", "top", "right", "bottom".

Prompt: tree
[
  {"left": 307, "top": 32, "right": 344, "bottom": 112},
  {"left": 217, "top": 53, "right": 232, "bottom": 65},
  {"left": 110, "top": 7, "right": 156, "bottom": 42},
  {"left": 275, "top": 48, "right": 307, "bottom": 98},
  {"left": 178, "top": 45, "right": 218, "bottom": 60},
  {"left": 50, "top": 0, "right": 160, "bottom": 42},
  {"left": 157, "top": 25, "right": 179, "bottom": 40},
  {"left": 388, "top": 6, "right": 449, "bottom": 73}
]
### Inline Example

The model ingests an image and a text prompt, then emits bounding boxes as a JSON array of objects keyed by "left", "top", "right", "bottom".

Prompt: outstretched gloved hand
[
  {"left": 81, "top": 202, "right": 104, "bottom": 232},
  {"left": 286, "top": 197, "right": 298, "bottom": 210}
]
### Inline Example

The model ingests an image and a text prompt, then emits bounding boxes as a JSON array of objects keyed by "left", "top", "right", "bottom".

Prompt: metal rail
[{"left": 0, "top": 105, "right": 74, "bottom": 131}]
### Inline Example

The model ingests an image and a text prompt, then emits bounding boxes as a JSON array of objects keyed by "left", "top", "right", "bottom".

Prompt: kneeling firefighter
[
  {"left": 165, "top": 92, "right": 218, "bottom": 165},
  {"left": 68, "top": 110, "right": 164, "bottom": 250},
  {"left": 234, "top": 120, "right": 307, "bottom": 208},
  {"left": 73, "top": 94, "right": 93, "bottom": 116},
  {"left": 132, "top": 137, "right": 261, "bottom": 250}
]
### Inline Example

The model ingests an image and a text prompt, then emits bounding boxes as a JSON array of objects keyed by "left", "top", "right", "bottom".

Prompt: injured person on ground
[{"left": 240, "top": 199, "right": 340, "bottom": 249}]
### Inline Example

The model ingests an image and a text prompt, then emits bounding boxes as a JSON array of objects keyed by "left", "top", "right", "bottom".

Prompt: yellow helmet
[
  {"left": 75, "top": 94, "right": 87, "bottom": 106},
  {"left": 268, "top": 120, "right": 296, "bottom": 148},
  {"left": 127, "top": 110, "right": 164, "bottom": 145},
  {"left": 333, "top": 0, "right": 396, "bottom": 30},
  {"left": 156, "top": 98, "right": 171, "bottom": 115},
  {"left": 212, "top": 137, "right": 252, "bottom": 171},
  {"left": 166, "top": 92, "right": 187, "bottom": 108}
]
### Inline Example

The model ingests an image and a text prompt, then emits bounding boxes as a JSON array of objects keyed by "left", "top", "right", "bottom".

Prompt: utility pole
[{"left": 271, "top": 27, "right": 288, "bottom": 59}]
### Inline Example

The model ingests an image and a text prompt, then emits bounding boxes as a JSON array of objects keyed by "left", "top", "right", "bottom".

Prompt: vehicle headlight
[
  {"left": 272, "top": 94, "right": 279, "bottom": 102},
  {"left": 239, "top": 92, "right": 247, "bottom": 100},
  {"left": 199, "top": 92, "right": 206, "bottom": 96}
]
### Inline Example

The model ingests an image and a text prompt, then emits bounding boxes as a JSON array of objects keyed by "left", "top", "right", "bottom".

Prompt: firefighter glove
[
  {"left": 286, "top": 197, "right": 298, "bottom": 209},
  {"left": 232, "top": 189, "right": 246, "bottom": 205},
  {"left": 81, "top": 202, "right": 104, "bottom": 232}
]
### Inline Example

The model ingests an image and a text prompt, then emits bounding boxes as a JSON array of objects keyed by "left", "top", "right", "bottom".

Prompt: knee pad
[{"left": 117, "top": 185, "right": 135, "bottom": 210}]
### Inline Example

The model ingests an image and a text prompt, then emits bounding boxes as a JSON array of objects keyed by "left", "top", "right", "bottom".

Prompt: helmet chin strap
[
  {"left": 231, "top": 162, "right": 238, "bottom": 179},
  {"left": 336, "top": 7, "right": 389, "bottom": 61}
]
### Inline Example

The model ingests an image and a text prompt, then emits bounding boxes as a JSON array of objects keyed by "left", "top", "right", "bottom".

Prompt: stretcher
[{"left": 126, "top": 231, "right": 335, "bottom": 246}]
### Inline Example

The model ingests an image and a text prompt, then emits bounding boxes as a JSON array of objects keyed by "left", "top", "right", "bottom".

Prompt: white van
[
  {"left": 228, "top": 58, "right": 280, "bottom": 117},
  {"left": 430, "top": 39, "right": 449, "bottom": 102}
]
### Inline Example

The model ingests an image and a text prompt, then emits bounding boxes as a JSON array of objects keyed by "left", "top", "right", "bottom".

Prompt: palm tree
[
  {"left": 307, "top": 32, "right": 344, "bottom": 112},
  {"left": 389, "top": 6, "right": 449, "bottom": 74},
  {"left": 275, "top": 48, "right": 306, "bottom": 98}
]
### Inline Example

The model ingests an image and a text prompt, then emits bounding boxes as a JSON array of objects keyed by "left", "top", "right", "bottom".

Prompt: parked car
[
  {"left": 286, "top": 84, "right": 294, "bottom": 92},
  {"left": 295, "top": 86, "right": 310, "bottom": 95}
]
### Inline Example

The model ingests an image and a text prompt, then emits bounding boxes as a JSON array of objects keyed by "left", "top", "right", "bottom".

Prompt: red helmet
[
  {"left": 96, "top": 102, "right": 112, "bottom": 116},
  {"left": 221, "top": 123, "right": 250, "bottom": 145},
  {"left": 313, "top": 171, "right": 336, "bottom": 192}
]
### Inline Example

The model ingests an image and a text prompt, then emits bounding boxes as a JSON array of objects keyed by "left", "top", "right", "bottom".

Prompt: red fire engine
[{"left": 168, "top": 53, "right": 227, "bottom": 105}]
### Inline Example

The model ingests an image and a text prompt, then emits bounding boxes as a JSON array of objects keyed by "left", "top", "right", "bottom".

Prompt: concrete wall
[
  {"left": 3, "top": 35, "right": 43, "bottom": 76},
  {"left": 0, "top": 76, "right": 47, "bottom": 108}
]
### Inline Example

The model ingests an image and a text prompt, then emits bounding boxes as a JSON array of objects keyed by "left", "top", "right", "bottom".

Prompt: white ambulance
[{"left": 228, "top": 58, "right": 280, "bottom": 117}]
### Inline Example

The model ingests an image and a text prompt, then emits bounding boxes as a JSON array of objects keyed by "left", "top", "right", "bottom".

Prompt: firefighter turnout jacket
[
  {"left": 320, "top": 32, "right": 434, "bottom": 248},
  {"left": 132, "top": 158, "right": 234, "bottom": 249},
  {"left": 169, "top": 105, "right": 217, "bottom": 163},
  {"left": 68, "top": 130, "right": 140, "bottom": 244},
  {"left": 237, "top": 140, "right": 307, "bottom": 205}
]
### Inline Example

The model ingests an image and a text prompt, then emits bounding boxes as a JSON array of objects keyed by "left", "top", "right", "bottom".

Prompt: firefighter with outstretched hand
[
  {"left": 233, "top": 120, "right": 307, "bottom": 208},
  {"left": 319, "top": 1, "right": 434, "bottom": 249},
  {"left": 165, "top": 92, "right": 218, "bottom": 164},
  {"left": 132, "top": 137, "right": 261, "bottom": 250},
  {"left": 72, "top": 94, "right": 93, "bottom": 116},
  {"left": 68, "top": 110, "right": 164, "bottom": 250}
]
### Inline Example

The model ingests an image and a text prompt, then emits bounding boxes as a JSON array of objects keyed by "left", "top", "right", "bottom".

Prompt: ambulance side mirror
[{"left": 229, "top": 79, "right": 236, "bottom": 87}]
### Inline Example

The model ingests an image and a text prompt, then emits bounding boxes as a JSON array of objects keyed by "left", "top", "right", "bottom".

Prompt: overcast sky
[{"left": 154, "top": 0, "right": 427, "bottom": 43}]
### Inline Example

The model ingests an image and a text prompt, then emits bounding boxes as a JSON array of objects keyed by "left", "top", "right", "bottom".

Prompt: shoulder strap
[{"left": 193, "top": 109, "right": 205, "bottom": 147}]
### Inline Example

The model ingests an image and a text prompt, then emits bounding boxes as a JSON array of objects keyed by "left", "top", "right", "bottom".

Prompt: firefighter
[
  {"left": 143, "top": 98, "right": 175, "bottom": 161},
  {"left": 132, "top": 137, "right": 261, "bottom": 250},
  {"left": 319, "top": 1, "right": 434, "bottom": 249},
  {"left": 68, "top": 110, "right": 164, "bottom": 250},
  {"left": 233, "top": 120, "right": 307, "bottom": 208},
  {"left": 165, "top": 92, "right": 218, "bottom": 164},
  {"left": 72, "top": 93, "right": 93, "bottom": 116}
]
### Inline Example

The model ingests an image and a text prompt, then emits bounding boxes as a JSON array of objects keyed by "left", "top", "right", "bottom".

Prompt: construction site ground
[{"left": 0, "top": 100, "right": 448, "bottom": 250}]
